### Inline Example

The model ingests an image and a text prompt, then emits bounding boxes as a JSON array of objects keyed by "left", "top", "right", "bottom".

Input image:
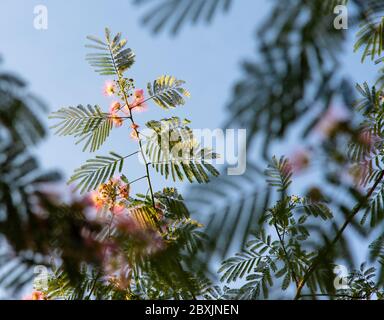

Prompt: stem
[
  {"left": 273, "top": 222, "right": 299, "bottom": 288},
  {"left": 107, "top": 41, "right": 156, "bottom": 208},
  {"left": 86, "top": 273, "right": 101, "bottom": 300},
  {"left": 87, "top": 213, "right": 116, "bottom": 299},
  {"left": 121, "top": 89, "right": 155, "bottom": 207},
  {"left": 123, "top": 150, "right": 140, "bottom": 159},
  {"left": 176, "top": 261, "right": 197, "bottom": 300},
  {"left": 129, "top": 175, "right": 148, "bottom": 185},
  {"left": 294, "top": 170, "right": 384, "bottom": 299}
]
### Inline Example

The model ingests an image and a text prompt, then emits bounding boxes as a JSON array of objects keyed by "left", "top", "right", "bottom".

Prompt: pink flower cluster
[
  {"left": 288, "top": 149, "right": 311, "bottom": 174},
  {"left": 314, "top": 105, "right": 350, "bottom": 139},
  {"left": 97, "top": 208, "right": 166, "bottom": 290},
  {"left": 91, "top": 177, "right": 130, "bottom": 214},
  {"left": 23, "top": 290, "right": 45, "bottom": 300},
  {"left": 103, "top": 80, "right": 147, "bottom": 139}
]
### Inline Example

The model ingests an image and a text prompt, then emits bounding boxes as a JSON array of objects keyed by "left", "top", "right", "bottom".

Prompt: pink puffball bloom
[
  {"left": 112, "top": 203, "right": 126, "bottom": 215},
  {"left": 109, "top": 101, "right": 121, "bottom": 114},
  {"left": 103, "top": 81, "right": 116, "bottom": 96},
  {"left": 349, "top": 161, "right": 371, "bottom": 187},
  {"left": 314, "top": 105, "right": 350, "bottom": 138},
  {"left": 23, "top": 290, "right": 45, "bottom": 300},
  {"left": 288, "top": 149, "right": 311, "bottom": 174},
  {"left": 358, "top": 130, "right": 380, "bottom": 151},
  {"left": 130, "top": 130, "right": 139, "bottom": 140},
  {"left": 130, "top": 89, "right": 147, "bottom": 111},
  {"left": 91, "top": 191, "right": 104, "bottom": 210},
  {"left": 118, "top": 184, "right": 130, "bottom": 199},
  {"left": 130, "top": 124, "right": 139, "bottom": 140},
  {"left": 133, "top": 89, "right": 144, "bottom": 101},
  {"left": 93, "top": 177, "right": 130, "bottom": 213},
  {"left": 109, "top": 101, "right": 123, "bottom": 127},
  {"left": 112, "top": 116, "right": 123, "bottom": 128},
  {"left": 115, "top": 214, "right": 140, "bottom": 233}
]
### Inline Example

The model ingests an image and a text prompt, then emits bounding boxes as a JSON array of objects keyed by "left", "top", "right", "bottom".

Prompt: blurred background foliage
[
  {"left": 133, "top": 0, "right": 384, "bottom": 298},
  {"left": 2, "top": 0, "right": 384, "bottom": 298},
  {"left": 0, "top": 59, "right": 103, "bottom": 296}
]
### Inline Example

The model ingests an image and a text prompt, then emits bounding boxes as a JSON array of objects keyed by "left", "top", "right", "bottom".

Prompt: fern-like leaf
[
  {"left": 355, "top": 17, "right": 384, "bottom": 63},
  {"left": 49, "top": 105, "right": 113, "bottom": 152},
  {"left": 145, "top": 117, "right": 219, "bottom": 183},
  {"left": 361, "top": 181, "right": 384, "bottom": 227},
  {"left": 147, "top": 75, "right": 190, "bottom": 109},
  {"left": 299, "top": 198, "right": 333, "bottom": 221},
  {"left": 354, "top": 82, "right": 378, "bottom": 113},
  {"left": 155, "top": 188, "right": 190, "bottom": 220},
  {"left": 219, "top": 230, "right": 278, "bottom": 284},
  {"left": 129, "top": 205, "right": 160, "bottom": 230},
  {"left": 134, "top": 0, "right": 232, "bottom": 35},
  {"left": 86, "top": 28, "right": 135, "bottom": 76},
  {"left": 265, "top": 156, "right": 292, "bottom": 192},
  {"left": 237, "top": 262, "right": 275, "bottom": 299},
  {"left": 68, "top": 152, "right": 125, "bottom": 193}
]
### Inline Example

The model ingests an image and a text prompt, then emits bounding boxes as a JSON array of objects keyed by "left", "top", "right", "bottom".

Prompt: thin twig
[
  {"left": 106, "top": 39, "right": 156, "bottom": 208},
  {"left": 272, "top": 221, "right": 299, "bottom": 287},
  {"left": 87, "top": 213, "right": 115, "bottom": 299},
  {"left": 294, "top": 170, "right": 384, "bottom": 299},
  {"left": 128, "top": 175, "right": 148, "bottom": 185}
]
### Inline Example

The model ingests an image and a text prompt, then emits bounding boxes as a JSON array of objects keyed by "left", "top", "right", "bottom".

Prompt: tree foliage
[
  {"left": 147, "top": 75, "right": 190, "bottom": 110},
  {"left": 4, "top": 0, "right": 384, "bottom": 301},
  {"left": 0, "top": 58, "right": 108, "bottom": 296},
  {"left": 135, "top": 0, "right": 384, "bottom": 300},
  {"left": 41, "top": 28, "right": 219, "bottom": 300},
  {"left": 133, "top": 0, "right": 232, "bottom": 35},
  {"left": 49, "top": 105, "right": 113, "bottom": 152},
  {"left": 145, "top": 117, "right": 219, "bottom": 183},
  {"left": 198, "top": 0, "right": 384, "bottom": 300}
]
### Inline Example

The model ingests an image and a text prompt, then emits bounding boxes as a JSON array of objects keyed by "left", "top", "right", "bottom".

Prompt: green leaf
[
  {"left": 49, "top": 105, "right": 113, "bottom": 152},
  {"left": 128, "top": 205, "right": 159, "bottom": 230},
  {"left": 86, "top": 28, "right": 135, "bottom": 76},
  {"left": 265, "top": 156, "right": 292, "bottom": 192},
  {"left": 135, "top": 0, "right": 233, "bottom": 35},
  {"left": 145, "top": 117, "right": 219, "bottom": 183},
  {"left": 361, "top": 182, "right": 384, "bottom": 227},
  {"left": 355, "top": 17, "right": 384, "bottom": 63},
  {"left": 321, "top": 0, "right": 348, "bottom": 14},
  {"left": 353, "top": 82, "right": 378, "bottom": 114},
  {"left": 281, "top": 271, "right": 291, "bottom": 291},
  {"left": 147, "top": 75, "right": 190, "bottom": 109},
  {"left": 68, "top": 152, "right": 125, "bottom": 193},
  {"left": 219, "top": 230, "right": 278, "bottom": 284},
  {"left": 155, "top": 188, "right": 190, "bottom": 220},
  {"left": 300, "top": 198, "right": 333, "bottom": 220}
]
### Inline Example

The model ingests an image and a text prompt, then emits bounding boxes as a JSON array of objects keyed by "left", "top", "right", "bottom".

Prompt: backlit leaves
[
  {"left": 134, "top": 0, "right": 232, "bottom": 35},
  {"left": 219, "top": 230, "right": 278, "bottom": 299},
  {"left": 129, "top": 205, "right": 160, "bottom": 230},
  {"left": 86, "top": 28, "right": 135, "bottom": 76},
  {"left": 44, "top": 27, "right": 220, "bottom": 300},
  {"left": 265, "top": 156, "right": 292, "bottom": 192},
  {"left": 355, "top": 17, "right": 384, "bottom": 63},
  {"left": 145, "top": 117, "right": 219, "bottom": 183},
  {"left": 147, "top": 75, "right": 190, "bottom": 109},
  {"left": 49, "top": 105, "right": 113, "bottom": 152},
  {"left": 68, "top": 152, "right": 125, "bottom": 193}
]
